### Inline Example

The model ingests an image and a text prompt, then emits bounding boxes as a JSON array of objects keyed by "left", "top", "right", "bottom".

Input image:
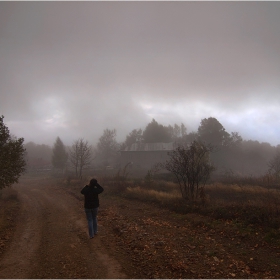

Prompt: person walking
[{"left": 81, "top": 178, "right": 104, "bottom": 239}]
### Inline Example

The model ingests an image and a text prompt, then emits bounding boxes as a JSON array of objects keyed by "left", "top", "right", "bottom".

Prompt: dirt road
[
  {"left": 0, "top": 177, "right": 126, "bottom": 279},
  {"left": 1, "top": 176, "right": 280, "bottom": 279}
]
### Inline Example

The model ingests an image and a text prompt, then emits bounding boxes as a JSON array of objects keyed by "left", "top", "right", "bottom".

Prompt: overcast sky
[{"left": 1, "top": 2, "right": 280, "bottom": 147}]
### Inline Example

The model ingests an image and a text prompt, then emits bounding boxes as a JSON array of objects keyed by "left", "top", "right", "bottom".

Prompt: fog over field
[{"left": 1, "top": 2, "right": 280, "bottom": 146}]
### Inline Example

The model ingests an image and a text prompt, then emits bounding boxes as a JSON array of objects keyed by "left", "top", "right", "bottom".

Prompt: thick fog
[{"left": 1, "top": 2, "right": 280, "bottom": 146}]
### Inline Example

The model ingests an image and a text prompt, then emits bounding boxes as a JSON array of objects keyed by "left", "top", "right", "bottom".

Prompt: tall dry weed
[{"left": 127, "top": 181, "right": 280, "bottom": 228}]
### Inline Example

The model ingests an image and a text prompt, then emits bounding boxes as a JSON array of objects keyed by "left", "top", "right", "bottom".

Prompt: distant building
[
  {"left": 120, "top": 142, "right": 175, "bottom": 176},
  {"left": 26, "top": 157, "right": 51, "bottom": 172}
]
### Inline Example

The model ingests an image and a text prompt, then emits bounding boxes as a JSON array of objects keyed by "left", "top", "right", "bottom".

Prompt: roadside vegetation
[
  {"left": 0, "top": 187, "right": 20, "bottom": 254},
  {"left": 0, "top": 115, "right": 26, "bottom": 190},
  {"left": 57, "top": 168, "right": 280, "bottom": 278},
  {"left": 98, "top": 170, "right": 280, "bottom": 245}
]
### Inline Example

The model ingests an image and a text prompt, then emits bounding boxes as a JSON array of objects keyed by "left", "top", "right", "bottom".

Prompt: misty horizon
[{"left": 17, "top": 116, "right": 280, "bottom": 148}]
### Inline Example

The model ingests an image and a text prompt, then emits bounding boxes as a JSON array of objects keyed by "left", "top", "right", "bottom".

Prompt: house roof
[{"left": 122, "top": 142, "right": 175, "bottom": 152}]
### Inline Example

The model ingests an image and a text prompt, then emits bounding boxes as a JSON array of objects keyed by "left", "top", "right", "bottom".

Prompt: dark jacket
[{"left": 81, "top": 183, "right": 104, "bottom": 209}]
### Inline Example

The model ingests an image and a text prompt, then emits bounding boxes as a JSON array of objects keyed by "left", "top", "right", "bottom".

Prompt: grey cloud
[{"left": 1, "top": 2, "right": 280, "bottom": 145}]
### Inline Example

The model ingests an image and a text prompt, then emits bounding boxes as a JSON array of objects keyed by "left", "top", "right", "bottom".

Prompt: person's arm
[
  {"left": 81, "top": 185, "right": 88, "bottom": 194},
  {"left": 95, "top": 183, "right": 104, "bottom": 194}
]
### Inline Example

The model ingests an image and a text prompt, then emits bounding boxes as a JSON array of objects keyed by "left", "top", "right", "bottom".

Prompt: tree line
[
  {"left": 2, "top": 114, "right": 280, "bottom": 190},
  {"left": 27, "top": 117, "right": 280, "bottom": 180}
]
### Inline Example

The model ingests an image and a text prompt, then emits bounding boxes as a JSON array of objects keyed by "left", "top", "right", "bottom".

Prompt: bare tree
[
  {"left": 268, "top": 151, "right": 280, "bottom": 182},
  {"left": 161, "top": 141, "right": 215, "bottom": 203},
  {"left": 69, "top": 138, "right": 92, "bottom": 179}
]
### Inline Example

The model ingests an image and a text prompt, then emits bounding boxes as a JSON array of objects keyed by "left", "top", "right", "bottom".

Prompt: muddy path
[{"left": 0, "top": 177, "right": 126, "bottom": 279}]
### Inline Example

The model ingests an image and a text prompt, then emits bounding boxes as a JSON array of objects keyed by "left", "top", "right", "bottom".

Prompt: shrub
[{"left": 161, "top": 141, "right": 215, "bottom": 203}]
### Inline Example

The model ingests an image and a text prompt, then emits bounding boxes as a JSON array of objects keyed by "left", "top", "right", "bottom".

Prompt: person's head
[{"left": 90, "top": 178, "right": 97, "bottom": 186}]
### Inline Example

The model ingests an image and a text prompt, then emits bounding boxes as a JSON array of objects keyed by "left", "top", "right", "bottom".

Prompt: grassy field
[
  {"left": 99, "top": 177, "right": 280, "bottom": 242},
  {"left": 6, "top": 173, "right": 280, "bottom": 243}
]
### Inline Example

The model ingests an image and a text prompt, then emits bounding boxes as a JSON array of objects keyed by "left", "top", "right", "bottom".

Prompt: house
[
  {"left": 120, "top": 142, "right": 175, "bottom": 176},
  {"left": 26, "top": 157, "right": 51, "bottom": 172}
]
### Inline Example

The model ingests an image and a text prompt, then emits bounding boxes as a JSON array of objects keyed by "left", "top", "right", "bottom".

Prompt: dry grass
[
  {"left": 120, "top": 180, "right": 280, "bottom": 230},
  {"left": 33, "top": 171, "right": 280, "bottom": 231},
  {"left": 127, "top": 186, "right": 181, "bottom": 202},
  {"left": 205, "top": 182, "right": 280, "bottom": 205}
]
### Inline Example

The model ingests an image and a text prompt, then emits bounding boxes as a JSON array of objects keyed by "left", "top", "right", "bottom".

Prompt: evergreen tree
[
  {"left": 0, "top": 115, "right": 26, "bottom": 189},
  {"left": 96, "top": 129, "right": 119, "bottom": 167},
  {"left": 122, "top": 128, "right": 143, "bottom": 148},
  {"left": 143, "top": 119, "right": 172, "bottom": 143},
  {"left": 198, "top": 117, "right": 230, "bottom": 147},
  {"left": 51, "top": 137, "right": 68, "bottom": 171}
]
